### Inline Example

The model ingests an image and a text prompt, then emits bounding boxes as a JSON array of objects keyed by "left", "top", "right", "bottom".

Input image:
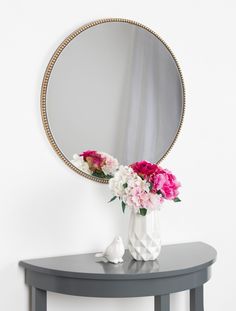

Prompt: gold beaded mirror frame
[{"left": 41, "top": 18, "right": 185, "bottom": 183}]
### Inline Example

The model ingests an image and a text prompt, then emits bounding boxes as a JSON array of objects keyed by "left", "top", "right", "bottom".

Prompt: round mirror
[{"left": 41, "top": 19, "right": 185, "bottom": 183}]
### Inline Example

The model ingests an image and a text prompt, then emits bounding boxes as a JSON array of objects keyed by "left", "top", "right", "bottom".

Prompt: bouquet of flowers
[
  {"left": 109, "top": 161, "right": 181, "bottom": 216},
  {"left": 71, "top": 150, "right": 119, "bottom": 178}
]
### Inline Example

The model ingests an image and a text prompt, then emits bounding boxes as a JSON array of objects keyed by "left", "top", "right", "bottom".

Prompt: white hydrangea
[
  {"left": 109, "top": 165, "right": 135, "bottom": 197},
  {"left": 109, "top": 165, "right": 151, "bottom": 199},
  {"left": 71, "top": 154, "right": 92, "bottom": 175}
]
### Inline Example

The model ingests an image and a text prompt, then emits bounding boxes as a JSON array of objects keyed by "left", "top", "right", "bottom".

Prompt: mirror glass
[{"left": 43, "top": 20, "right": 184, "bottom": 182}]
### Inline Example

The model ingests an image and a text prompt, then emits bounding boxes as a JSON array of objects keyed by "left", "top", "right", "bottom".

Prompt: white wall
[{"left": 0, "top": 0, "right": 235, "bottom": 310}]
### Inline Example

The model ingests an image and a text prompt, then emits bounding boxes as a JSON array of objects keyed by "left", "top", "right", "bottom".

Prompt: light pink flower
[
  {"left": 100, "top": 152, "right": 119, "bottom": 176},
  {"left": 141, "top": 192, "right": 162, "bottom": 210},
  {"left": 124, "top": 185, "right": 162, "bottom": 211},
  {"left": 124, "top": 186, "right": 147, "bottom": 210}
]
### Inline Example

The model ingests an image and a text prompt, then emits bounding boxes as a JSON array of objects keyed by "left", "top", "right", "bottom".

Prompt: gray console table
[{"left": 19, "top": 242, "right": 216, "bottom": 311}]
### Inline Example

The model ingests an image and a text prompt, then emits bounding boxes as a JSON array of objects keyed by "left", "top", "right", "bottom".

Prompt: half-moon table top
[{"left": 19, "top": 242, "right": 216, "bottom": 280}]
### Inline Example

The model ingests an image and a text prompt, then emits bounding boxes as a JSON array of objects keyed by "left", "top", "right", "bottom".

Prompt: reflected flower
[{"left": 71, "top": 154, "right": 92, "bottom": 175}]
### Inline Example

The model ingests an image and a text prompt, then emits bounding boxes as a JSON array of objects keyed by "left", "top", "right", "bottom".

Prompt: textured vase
[{"left": 128, "top": 209, "right": 161, "bottom": 261}]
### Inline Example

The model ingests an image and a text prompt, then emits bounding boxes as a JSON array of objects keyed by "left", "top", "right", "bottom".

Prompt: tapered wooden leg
[
  {"left": 155, "top": 294, "right": 170, "bottom": 311},
  {"left": 190, "top": 286, "right": 204, "bottom": 311},
  {"left": 31, "top": 287, "right": 47, "bottom": 311}
]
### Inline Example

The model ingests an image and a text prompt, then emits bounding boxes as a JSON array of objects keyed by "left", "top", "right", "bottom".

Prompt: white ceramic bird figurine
[{"left": 95, "top": 236, "right": 125, "bottom": 264}]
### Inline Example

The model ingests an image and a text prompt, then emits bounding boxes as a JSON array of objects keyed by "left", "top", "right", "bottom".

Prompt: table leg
[
  {"left": 31, "top": 287, "right": 47, "bottom": 311},
  {"left": 190, "top": 286, "right": 204, "bottom": 311},
  {"left": 154, "top": 294, "right": 170, "bottom": 311}
]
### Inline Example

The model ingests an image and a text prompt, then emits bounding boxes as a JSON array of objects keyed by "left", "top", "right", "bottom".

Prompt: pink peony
[
  {"left": 130, "top": 161, "right": 158, "bottom": 179},
  {"left": 160, "top": 169, "right": 181, "bottom": 200},
  {"left": 149, "top": 172, "right": 166, "bottom": 192}
]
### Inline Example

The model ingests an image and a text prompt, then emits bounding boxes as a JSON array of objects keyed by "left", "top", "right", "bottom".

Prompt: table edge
[{"left": 19, "top": 242, "right": 217, "bottom": 280}]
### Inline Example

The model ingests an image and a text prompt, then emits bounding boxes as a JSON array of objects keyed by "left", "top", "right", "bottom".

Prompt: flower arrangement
[
  {"left": 71, "top": 150, "right": 119, "bottom": 178},
  {"left": 109, "top": 160, "right": 181, "bottom": 216}
]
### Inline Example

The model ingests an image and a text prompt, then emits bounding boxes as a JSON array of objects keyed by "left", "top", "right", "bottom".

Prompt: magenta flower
[
  {"left": 130, "top": 161, "right": 158, "bottom": 179},
  {"left": 79, "top": 150, "right": 104, "bottom": 170}
]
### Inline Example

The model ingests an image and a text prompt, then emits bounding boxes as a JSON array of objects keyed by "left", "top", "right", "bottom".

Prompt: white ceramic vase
[{"left": 128, "top": 209, "right": 161, "bottom": 261}]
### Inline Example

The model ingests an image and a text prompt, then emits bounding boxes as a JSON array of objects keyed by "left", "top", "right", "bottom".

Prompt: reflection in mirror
[
  {"left": 43, "top": 20, "right": 184, "bottom": 182},
  {"left": 71, "top": 150, "right": 119, "bottom": 179}
]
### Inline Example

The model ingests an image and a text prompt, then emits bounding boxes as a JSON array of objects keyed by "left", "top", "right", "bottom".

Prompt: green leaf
[
  {"left": 140, "top": 208, "right": 147, "bottom": 216},
  {"left": 121, "top": 201, "right": 126, "bottom": 213},
  {"left": 92, "top": 171, "right": 106, "bottom": 178},
  {"left": 108, "top": 196, "right": 117, "bottom": 203},
  {"left": 173, "top": 197, "right": 181, "bottom": 202},
  {"left": 149, "top": 183, "right": 153, "bottom": 191},
  {"left": 106, "top": 174, "right": 113, "bottom": 179},
  {"left": 123, "top": 182, "right": 128, "bottom": 188}
]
